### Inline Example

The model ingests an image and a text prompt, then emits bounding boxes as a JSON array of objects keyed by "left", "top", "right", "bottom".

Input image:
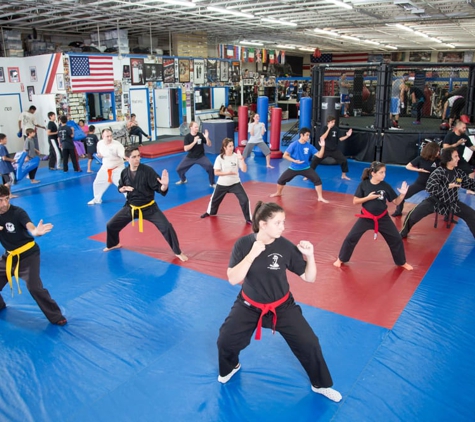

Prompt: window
[{"left": 86, "top": 92, "right": 116, "bottom": 122}]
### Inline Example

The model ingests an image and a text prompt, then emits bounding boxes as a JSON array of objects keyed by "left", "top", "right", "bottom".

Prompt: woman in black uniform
[
  {"left": 392, "top": 141, "right": 440, "bottom": 217},
  {"left": 333, "top": 161, "right": 413, "bottom": 270},
  {"left": 217, "top": 201, "right": 341, "bottom": 402}
]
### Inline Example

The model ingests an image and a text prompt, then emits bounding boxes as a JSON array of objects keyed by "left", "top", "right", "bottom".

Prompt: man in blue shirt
[{"left": 270, "top": 127, "right": 328, "bottom": 203}]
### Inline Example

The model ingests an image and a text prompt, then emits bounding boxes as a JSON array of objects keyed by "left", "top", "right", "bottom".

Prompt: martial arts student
[
  {"left": 400, "top": 147, "right": 475, "bottom": 239},
  {"left": 310, "top": 115, "right": 352, "bottom": 180},
  {"left": 85, "top": 125, "right": 99, "bottom": 174},
  {"left": 58, "top": 115, "right": 80, "bottom": 172},
  {"left": 333, "top": 161, "right": 413, "bottom": 270},
  {"left": 103, "top": 146, "right": 188, "bottom": 262},
  {"left": 242, "top": 113, "right": 274, "bottom": 169},
  {"left": 175, "top": 121, "right": 215, "bottom": 187},
  {"left": 0, "top": 185, "right": 67, "bottom": 325},
  {"left": 217, "top": 201, "right": 342, "bottom": 402},
  {"left": 87, "top": 128, "right": 125, "bottom": 205},
  {"left": 270, "top": 127, "right": 329, "bottom": 203},
  {"left": 201, "top": 138, "right": 251, "bottom": 223},
  {"left": 392, "top": 141, "right": 440, "bottom": 217}
]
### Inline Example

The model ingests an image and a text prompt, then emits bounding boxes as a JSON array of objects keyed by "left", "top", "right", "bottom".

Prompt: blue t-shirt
[
  {"left": 286, "top": 140, "right": 317, "bottom": 171},
  {"left": 0, "top": 144, "right": 14, "bottom": 175}
]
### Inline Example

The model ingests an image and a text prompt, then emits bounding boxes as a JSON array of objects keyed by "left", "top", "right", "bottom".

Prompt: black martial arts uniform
[
  {"left": 400, "top": 166, "right": 475, "bottom": 238},
  {"left": 105, "top": 164, "right": 182, "bottom": 255},
  {"left": 217, "top": 234, "right": 334, "bottom": 388},
  {"left": 337, "top": 179, "right": 407, "bottom": 265},
  {"left": 0, "top": 205, "right": 65, "bottom": 323}
]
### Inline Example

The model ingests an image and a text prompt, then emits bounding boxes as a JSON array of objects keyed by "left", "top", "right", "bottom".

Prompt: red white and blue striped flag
[
  {"left": 69, "top": 55, "right": 114, "bottom": 92},
  {"left": 331, "top": 52, "right": 369, "bottom": 63},
  {"left": 310, "top": 53, "right": 333, "bottom": 63}
]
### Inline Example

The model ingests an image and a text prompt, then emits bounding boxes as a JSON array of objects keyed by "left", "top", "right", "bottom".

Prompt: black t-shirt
[
  {"left": 47, "top": 121, "right": 58, "bottom": 141},
  {"left": 58, "top": 124, "right": 74, "bottom": 149},
  {"left": 229, "top": 234, "right": 306, "bottom": 303},
  {"left": 0, "top": 205, "right": 39, "bottom": 258},
  {"left": 184, "top": 132, "right": 206, "bottom": 159},
  {"left": 322, "top": 125, "right": 340, "bottom": 151},
  {"left": 85, "top": 133, "right": 99, "bottom": 148},
  {"left": 410, "top": 87, "right": 425, "bottom": 101},
  {"left": 410, "top": 156, "right": 440, "bottom": 185},
  {"left": 355, "top": 179, "right": 398, "bottom": 215},
  {"left": 444, "top": 131, "right": 473, "bottom": 161}
]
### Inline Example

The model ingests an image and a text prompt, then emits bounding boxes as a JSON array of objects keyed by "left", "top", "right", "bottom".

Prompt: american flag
[
  {"left": 332, "top": 52, "right": 368, "bottom": 63},
  {"left": 310, "top": 53, "right": 333, "bottom": 63},
  {"left": 69, "top": 55, "right": 114, "bottom": 92}
]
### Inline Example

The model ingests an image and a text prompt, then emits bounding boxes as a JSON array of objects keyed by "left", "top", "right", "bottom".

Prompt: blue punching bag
[
  {"left": 255, "top": 96, "right": 269, "bottom": 156},
  {"left": 299, "top": 97, "right": 312, "bottom": 130}
]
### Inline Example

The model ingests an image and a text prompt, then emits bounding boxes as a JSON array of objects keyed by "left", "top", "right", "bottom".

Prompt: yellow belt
[
  {"left": 130, "top": 200, "right": 155, "bottom": 232},
  {"left": 6, "top": 241, "right": 35, "bottom": 296}
]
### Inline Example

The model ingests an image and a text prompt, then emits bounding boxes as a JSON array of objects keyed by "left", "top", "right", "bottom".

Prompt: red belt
[
  {"left": 241, "top": 290, "right": 290, "bottom": 340},
  {"left": 355, "top": 208, "right": 388, "bottom": 240}
]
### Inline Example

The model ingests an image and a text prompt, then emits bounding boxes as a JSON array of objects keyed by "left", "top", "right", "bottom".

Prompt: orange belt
[
  {"left": 6, "top": 241, "right": 35, "bottom": 296},
  {"left": 241, "top": 290, "right": 290, "bottom": 340},
  {"left": 355, "top": 208, "right": 388, "bottom": 240},
  {"left": 107, "top": 166, "right": 118, "bottom": 183}
]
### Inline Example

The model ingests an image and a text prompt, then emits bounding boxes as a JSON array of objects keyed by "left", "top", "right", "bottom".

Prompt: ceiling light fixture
[
  {"left": 364, "top": 40, "right": 381, "bottom": 45},
  {"left": 261, "top": 18, "right": 297, "bottom": 27},
  {"left": 445, "top": 44, "right": 456, "bottom": 48},
  {"left": 207, "top": 6, "right": 254, "bottom": 19},
  {"left": 276, "top": 45, "right": 296, "bottom": 50},
  {"left": 239, "top": 41, "right": 264, "bottom": 46},
  {"left": 330, "top": 0, "right": 353, "bottom": 10},
  {"left": 155, "top": 0, "right": 196, "bottom": 7},
  {"left": 313, "top": 28, "right": 340, "bottom": 37},
  {"left": 340, "top": 35, "right": 360, "bottom": 42},
  {"left": 298, "top": 47, "right": 316, "bottom": 52},
  {"left": 394, "top": 23, "right": 415, "bottom": 32},
  {"left": 385, "top": 45, "right": 398, "bottom": 50}
]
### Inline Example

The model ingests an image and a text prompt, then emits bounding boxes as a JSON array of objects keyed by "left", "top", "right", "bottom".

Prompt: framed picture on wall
[
  {"left": 56, "top": 74, "right": 65, "bottom": 90},
  {"left": 8, "top": 67, "right": 20, "bottom": 83},
  {"left": 178, "top": 59, "right": 190, "bottom": 83},
  {"left": 30, "top": 66, "right": 38, "bottom": 82},
  {"left": 27, "top": 86, "right": 35, "bottom": 102},
  {"left": 131, "top": 58, "right": 145, "bottom": 85},
  {"left": 220, "top": 61, "right": 229, "bottom": 82},
  {"left": 0, "top": 67, "right": 4, "bottom": 83}
]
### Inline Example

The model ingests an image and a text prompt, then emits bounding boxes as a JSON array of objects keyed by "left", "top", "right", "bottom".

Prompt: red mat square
[
  {"left": 139, "top": 140, "right": 183, "bottom": 158},
  {"left": 90, "top": 182, "right": 451, "bottom": 329}
]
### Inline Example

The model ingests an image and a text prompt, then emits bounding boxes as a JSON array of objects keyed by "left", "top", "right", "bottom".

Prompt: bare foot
[
  {"left": 303, "top": 177, "right": 308, "bottom": 181},
  {"left": 270, "top": 192, "right": 282, "bottom": 197},
  {"left": 30, "top": 179, "right": 40, "bottom": 184},
  {"left": 103, "top": 244, "right": 122, "bottom": 252},
  {"left": 341, "top": 175, "right": 351, "bottom": 180},
  {"left": 10, "top": 194, "right": 19, "bottom": 198},
  {"left": 266, "top": 165, "right": 274, "bottom": 169},
  {"left": 87, "top": 170, "right": 94, "bottom": 173},
  {"left": 318, "top": 198, "right": 329, "bottom": 203},
  {"left": 175, "top": 253, "right": 188, "bottom": 262},
  {"left": 401, "top": 263, "right": 413, "bottom": 271},
  {"left": 333, "top": 258, "right": 343, "bottom": 268}
]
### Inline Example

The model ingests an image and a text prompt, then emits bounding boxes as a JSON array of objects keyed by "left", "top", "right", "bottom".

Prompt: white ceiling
[{"left": 1, "top": 0, "right": 475, "bottom": 54}]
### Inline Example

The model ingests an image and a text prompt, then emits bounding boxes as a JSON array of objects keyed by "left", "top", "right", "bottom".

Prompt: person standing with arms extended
[
  {"left": 242, "top": 113, "right": 273, "bottom": 169},
  {"left": 333, "top": 161, "right": 413, "bottom": 270},
  {"left": 217, "top": 201, "right": 341, "bottom": 402},
  {"left": 0, "top": 185, "right": 67, "bottom": 326},
  {"left": 103, "top": 146, "right": 188, "bottom": 262},
  {"left": 175, "top": 121, "right": 215, "bottom": 187},
  {"left": 201, "top": 138, "right": 252, "bottom": 223}
]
